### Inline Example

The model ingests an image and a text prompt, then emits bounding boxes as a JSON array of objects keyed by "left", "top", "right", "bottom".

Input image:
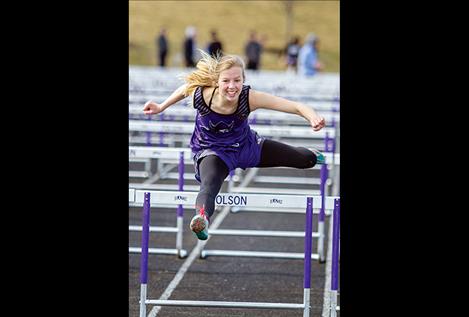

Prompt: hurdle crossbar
[{"left": 132, "top": 190, "right": 338, "bottom": 210}]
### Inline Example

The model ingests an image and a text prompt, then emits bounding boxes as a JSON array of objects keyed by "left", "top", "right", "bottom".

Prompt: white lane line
[{"left": 148, "top": 205, "right": 232, "bottom": 317}]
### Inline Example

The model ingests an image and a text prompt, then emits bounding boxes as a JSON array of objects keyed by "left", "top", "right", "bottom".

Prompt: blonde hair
[{"left": 182, "top": 49, "right": 246, "bottom": 96}]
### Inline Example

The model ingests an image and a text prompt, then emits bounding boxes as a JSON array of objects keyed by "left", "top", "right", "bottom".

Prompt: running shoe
[
  {"left": 189, "top": 208, "right": 209, "bottom": 240},
  {"left": 311, "top": 148, "right": 326, "bottom": 165}
]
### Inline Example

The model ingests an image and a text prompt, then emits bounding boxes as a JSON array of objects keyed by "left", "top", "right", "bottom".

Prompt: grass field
[{"left": 129, "top": 0, "right": 339, "bottom": 72}]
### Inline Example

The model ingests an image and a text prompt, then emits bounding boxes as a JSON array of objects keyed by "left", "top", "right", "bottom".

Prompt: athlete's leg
[
  {"left": 256, "top": 139, "right": 323, "bottom": 168},
  {"left": 196, "top": 155, "right": 229, "bottom": 219},
  {"left": 190, "top": 155, "right": 229, "bottom": 240}
]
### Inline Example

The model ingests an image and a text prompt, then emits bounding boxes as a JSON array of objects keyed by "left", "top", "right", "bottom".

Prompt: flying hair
[{"left": 181, "top": 49, "right": 246, "bottom": 96}]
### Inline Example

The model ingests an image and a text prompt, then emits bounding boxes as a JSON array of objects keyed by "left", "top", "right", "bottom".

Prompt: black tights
[{"left": 195, "top": 139, "right": 317, "bottom": 219}]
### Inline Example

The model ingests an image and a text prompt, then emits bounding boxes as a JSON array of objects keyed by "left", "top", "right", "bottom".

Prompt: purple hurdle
[
  {"left": 318, "top": 160, "right": 328, "bottom": 263},
  {"left": 330, "top": 198, "right": 340, "bottom": 316},
  {"left": 303, "top": 197, "right": 314, "bottom": 316},
  {"left": 317, "top": 134, "right": 331, "bottom": 263},
  {"left": 138, "top": 193, "right": 320, "bottom": 316},
  {"left": 139, "top": 192, "right": 151, "bottom": 317},
  {"left": 176, "top": 151, "right": 185, "bottom": 257}
]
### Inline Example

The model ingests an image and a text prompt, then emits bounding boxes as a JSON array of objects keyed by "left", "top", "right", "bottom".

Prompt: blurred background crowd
[{"left": 129, "top": 0, "right": 339, "bottom": 76}]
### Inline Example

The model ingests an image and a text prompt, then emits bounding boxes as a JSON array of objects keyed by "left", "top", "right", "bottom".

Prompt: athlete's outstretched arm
[
  {"left": 143, "top": 84, "right": 188, "bottom": 115},
  {"left": 249, "top": 89, "right": 325, "bottom": 131}
]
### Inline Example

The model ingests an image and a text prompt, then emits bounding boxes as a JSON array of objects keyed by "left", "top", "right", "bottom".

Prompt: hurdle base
[
  {"left": 129, "top": 247, "right": 187, "bottom": 258},
  {"left": 209, "top": 228, "right": 320, "bottom": 238},
  {"left": 177, "top": 249, "right": 188, "bottom": 258},
  {"left": 146, "top": 299, "right": 305, "bottom": 309},
  {"left": 200, "top": 249, "right": 319, "bottom": 260}
]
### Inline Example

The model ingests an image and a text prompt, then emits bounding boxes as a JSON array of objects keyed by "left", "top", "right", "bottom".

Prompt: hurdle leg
[
  {"left": 317, "top": 221, "right": 325, "bottom": 263},
  {"left": 329, "top": 198, "right": 340, "bottom": 317},
  {"left": 303, "top": 197, "right": 313, "bottom": 317},
  {"left": 330, "top": 290, "right": 338, "bottom": 317},
  {"left": 318, "top": 164, "right": 328, "bottom": 263},
  {"left": 227, "top": 170, "right": 234, "bottom": 193},
  {"left": 144, "top": 158, "right": 152, "bottom": 179},
  {"left": 176, "top": 151, "right": 186, "bottom": 258},
  {"left": 176, "top": 208, "right": 185, "bottom": 258},
  {"left": 139, "top": 192, "right": 151, "bottom": 317},
  {"left": 145, "top": 132, "right": 152, "bottom": 146}
]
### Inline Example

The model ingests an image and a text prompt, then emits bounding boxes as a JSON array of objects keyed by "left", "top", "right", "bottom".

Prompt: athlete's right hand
[{"left": 143, "top": 100, "right": 164, "bottom": 115}]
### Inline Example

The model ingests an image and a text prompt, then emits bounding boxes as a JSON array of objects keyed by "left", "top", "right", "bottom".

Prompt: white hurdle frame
[
  {"left": 129, "top": 151, "right": 189, "bottom": 258},
  {"left": 133, "top": 190, "right": 340, "bottom": 317}
]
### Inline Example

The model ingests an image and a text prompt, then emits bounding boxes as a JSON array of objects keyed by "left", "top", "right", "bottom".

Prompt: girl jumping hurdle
[{"left": 143, "top": 50, "right": 326, "bottom": 240}]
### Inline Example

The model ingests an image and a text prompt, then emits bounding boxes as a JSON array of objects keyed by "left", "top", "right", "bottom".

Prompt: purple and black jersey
[{"left": 190, "top": 85, "right": 264, "bottom": 182}]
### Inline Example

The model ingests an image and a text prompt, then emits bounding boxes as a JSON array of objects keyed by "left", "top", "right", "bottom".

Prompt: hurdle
[
  {"left": 129, "top": 146, "right": 238, "bottom": 188},
  {"left": 129, "top": 104, "right": 340, "bottom": 126},
  {"left": 129, "top": 109, "right": 338, "bottom": 154},
  {"left": 129, "top": 151, "right": 188, "bottom": 258},
  {"left": 129, "top": 120, "right": 336, "bottom": 139},
  {"left": 129, "top": 88, "right": 339, "bottom": 105},
  {"left": 134, "top": 190, "right": 340, "bottom": 317},
  {"left": 130, "top": 121, "right": 338, "bottom": 182},
  {"left": 129, "top": 145, "right": 338, "bottom": 184}
]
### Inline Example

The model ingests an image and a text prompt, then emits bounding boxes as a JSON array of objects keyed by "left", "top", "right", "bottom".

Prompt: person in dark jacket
[
  {"left": 156, "top": 28, "right": 168, "bottom": 67},
  {"left": 244, "top": 31, "right": 262, "bottom": 70},
  {"left": 183, "top": 26, "right": 197, "bottom": 68},
  {"left": 207, "top": 30, "right": 223, "bottom": 57}
]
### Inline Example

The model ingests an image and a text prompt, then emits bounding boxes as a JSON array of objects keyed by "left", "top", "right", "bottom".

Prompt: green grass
[{"left": 129, "top": 0, "right": 339, "bottom": 72}]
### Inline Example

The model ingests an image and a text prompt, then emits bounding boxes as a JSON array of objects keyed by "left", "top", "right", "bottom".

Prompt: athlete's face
[{"left": 217, "top": 66, "right": 244, "bottom": 102}]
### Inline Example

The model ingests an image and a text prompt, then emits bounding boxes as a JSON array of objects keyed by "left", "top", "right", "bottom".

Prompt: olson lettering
[{"left": 215, "top": 195, "right": 247, "bottom": 206}]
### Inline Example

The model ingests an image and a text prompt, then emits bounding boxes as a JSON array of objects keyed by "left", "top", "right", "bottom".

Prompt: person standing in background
[
  {"left": 183, "top": 26, "right": 197, "bottom": 68},
  {"left": 285, "top": 36, "right": 301, "bottom": 74},
  {"left": 207, "top": 30, "right": 223, "bottom": 57},
  {"left": 298, "top": 33, "right": 323, "bottom": 76},
  {"left": 156, "top": 28, "right": 168, "bottom": 67},
  {"left": 244, "top": 31, "right": 263, "bottom": 71}
]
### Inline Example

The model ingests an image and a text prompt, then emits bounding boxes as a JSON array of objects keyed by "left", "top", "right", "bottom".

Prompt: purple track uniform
[{"left": 190, "top": 85, "right": 264, "bottom": 182}]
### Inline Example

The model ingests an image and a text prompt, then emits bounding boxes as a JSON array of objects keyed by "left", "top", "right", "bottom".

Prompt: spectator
[
  {"left": 285, "top": 36, "right": 301, "bottom": 74},
  {"left": 244, "top": 31, "right": 263, "bottom": 71},
  {"left": 183, "top": 26, "right": 197, "bottom": 68},
  {"left": 298, "top": 33, "right": 323, "bottom": 76},
  {"left": 207, "top": 30, "right": 223, "bottom": 57},
  {"left": 156, "top": 28, "right": 168, "bottom": 67}
]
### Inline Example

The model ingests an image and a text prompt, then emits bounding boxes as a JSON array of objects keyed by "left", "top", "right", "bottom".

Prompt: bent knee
[{"left": 298, "top": 149, "right": 317, "bottom": 168}]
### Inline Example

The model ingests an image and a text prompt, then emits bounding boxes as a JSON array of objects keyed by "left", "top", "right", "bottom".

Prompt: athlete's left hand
[{"left": 310, "top": 116, "right": 326, "bottom": 131}]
